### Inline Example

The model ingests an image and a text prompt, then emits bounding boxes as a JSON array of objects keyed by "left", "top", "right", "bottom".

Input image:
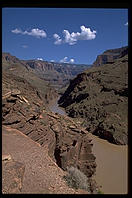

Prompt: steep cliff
[
  {"left": 3, "top": 52, "right": 90, "bottom": 90},
  {"left": 59, "top": 53, "right": 128, "bottom": 145},
  {"left": 93, "top": 46, "right": 128, "bottom": 66},
  {"left": 24, "top": 60, "right": 91, "bottom": 89}
]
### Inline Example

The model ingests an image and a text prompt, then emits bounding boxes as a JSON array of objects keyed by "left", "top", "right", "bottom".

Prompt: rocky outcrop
[
  {"left": 2, "top": 57, "right": 98, "bottom": 193},
  {"left": 48, "top": 113, "right": 96, "bottom": 177},
  {"left": 59, "top": 53, "right": 128, "bottom": 145},
  {"left": 25, "top": 60, "right": 54, "bottom": 71},
  {"left": 2, "top": 52, "right": 21, "bottom": 64},
  {"left": 93, "top": 46, "right": 128, "bottom": 66}
]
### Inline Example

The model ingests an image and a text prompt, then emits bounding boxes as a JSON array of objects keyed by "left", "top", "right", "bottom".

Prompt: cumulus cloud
[
  {"left": 62, "top": 30, "right": 76, "bottom": 45},
  {"left": 63, "top": 26, "right": 96, "bottom": 45},
  {"left": 37, "top": 58, "right": 43, "bottom": 61},
  {"left": 69, "top": 58, "right": 75, "bottom": 63},
  {"left": 53, "top": 25, "right": 96, "bottom": 45},
  {"left": 60, "top": 57, "right": 75, "bottom": 63},
  {"left": 53, "top": 33, "right": 62, "bottom": 45},
  {"left": 11, "top": 28, "right": 47, "bottom": 38},
  {"left": 50, "top": 60, "right": 55, "bottom": 62},
  {"left": 124, "top": 22, "right": 128, "bottom": 26}
]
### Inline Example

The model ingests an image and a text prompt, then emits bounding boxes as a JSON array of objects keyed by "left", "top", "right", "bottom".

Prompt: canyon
[
  {"left": 2, "top": 46, "right": 128, "bottom": 194},
  {"left": 3, "top": 52, "right": 90, "bottom": 90},
  {"left": 2, "top": 53, "right": 97, "bottom": 194}
]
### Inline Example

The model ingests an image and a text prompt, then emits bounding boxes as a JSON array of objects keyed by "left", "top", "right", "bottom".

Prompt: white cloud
[
  {"left": 37, "top": 58, "right": 43, "bottom": 61},
  {"left": 124, "top": 22, "right": 128, "bottom": 26},
  {"left": 69, "top": 58, "right": 75, "bottom": 63},
  {"left": 53, "top": 33, "right": 62, "bottom": 45},
  {"left": 12, "top": 28, "right": 22, "bottom": 34},
  {"left": 11, "top": 28, "right": 47, "bottom": 38},
  {"left": 50, "top": 60, "right": 55, "bottom": 62},
  {"left": 53, "top": 25, "right": 96, "bottom": 45},
  {"left": 60, "top": 57, "right": 68, "bottom": 63},
  {"left": 63, "top": 30, "right": 77, "bottom": 45},
  {"left": 60, "top": 57, "right": 75, "bottom": 63},
  {"left": 63, "top": 26, "right": 96, "bottom": 45}
]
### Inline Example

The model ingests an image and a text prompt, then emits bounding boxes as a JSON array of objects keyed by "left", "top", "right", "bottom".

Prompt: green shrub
[
  {"left": 97, "top": 189, "right": 104, "bottom": 194},
  {"left": 64, "top": 166, "right": 90, "bottom": 191}
]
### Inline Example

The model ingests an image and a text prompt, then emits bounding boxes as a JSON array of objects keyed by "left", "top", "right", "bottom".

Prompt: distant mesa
[{"left": 93, "top": 46, "right": 128, "bottom": 66}]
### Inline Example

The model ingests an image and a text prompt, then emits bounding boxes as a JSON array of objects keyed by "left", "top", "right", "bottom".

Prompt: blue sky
[{"left": 2, "top": 8, "right": 128, "bottom": 64}]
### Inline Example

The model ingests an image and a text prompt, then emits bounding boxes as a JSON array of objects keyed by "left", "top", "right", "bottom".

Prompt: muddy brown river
[
  {"left": 48, "top": 97, "right": 66, "bottom": 116},
  {"left": 88, "top": 133, "right": 128, "bottom": 194},
  {"left": 49, "top": 98, "right": 128, "bottom": 194}
]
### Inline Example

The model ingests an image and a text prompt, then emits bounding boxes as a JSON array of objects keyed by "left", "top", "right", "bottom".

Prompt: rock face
[
  {"left": 93, "top": 46, "right": 128, "bottom": 66},
  {"left": 3, "top": 52, "right": 90, "bottom": 90},
  {"left": 59, "top": 51, "right": 128, "bottom": 145},
  {"left": 2, "top": 53, "right": 58, "bottom": 104},
  {"left": 48, "top": 114, "right": 96, "bottom": 178},
  {"left": 2, "top": 54, "right": 98, "bottom": 193},
  {"left": 24, "top": 60, "right": 91, "bottom": 89}
]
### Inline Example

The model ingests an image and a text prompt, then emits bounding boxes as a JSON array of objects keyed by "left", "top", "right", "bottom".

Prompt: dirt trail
[{"left": 2, "top": 126, "right": 87, "bottom": 194}]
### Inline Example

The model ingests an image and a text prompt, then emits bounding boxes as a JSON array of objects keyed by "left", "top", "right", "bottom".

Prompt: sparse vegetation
[
  {"left": 97, "top": 189, "right": 104, "bottom": 194},
  {"left": 64, "top": 166, "right": 90, "bottom": 191}
]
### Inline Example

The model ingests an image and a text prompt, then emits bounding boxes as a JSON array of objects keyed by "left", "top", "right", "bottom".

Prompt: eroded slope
[{"left": 59, "top": 54, "right": 128, "bottom": 145}]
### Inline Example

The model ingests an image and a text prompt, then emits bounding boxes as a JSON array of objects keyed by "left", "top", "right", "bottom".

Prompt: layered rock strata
[{"left": 93, "top": 46, "right": 128, "bottom": 66}]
